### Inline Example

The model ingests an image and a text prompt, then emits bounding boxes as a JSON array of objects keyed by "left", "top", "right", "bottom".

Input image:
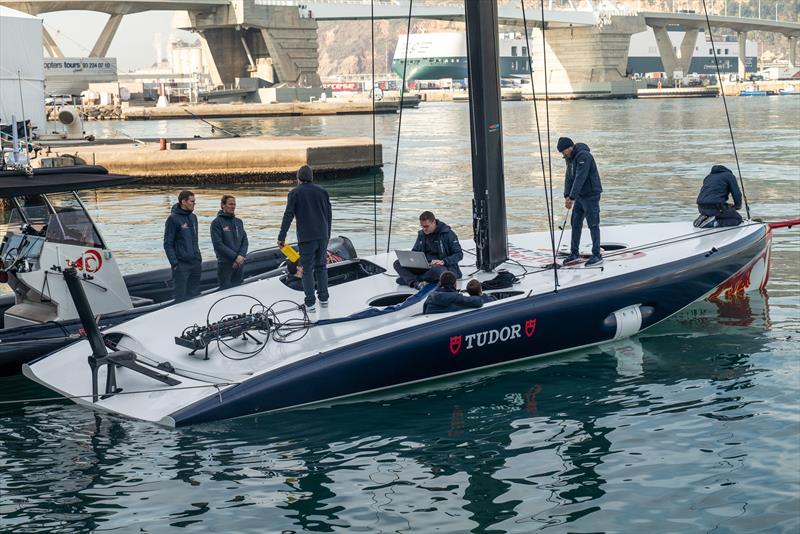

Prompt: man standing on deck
[
  {"left": 694, "top": 165, "right": 743, "bottom": 228},
  {"left": 277, "top": 165, "right": 332, "bottom": 313},
  {"left": 211, "top": 194, "right": 249, "bottom": 289},
  {"left": 164, "top": 190, "right": 202, "bottom": 302},
  {"left": 558, "top": 137, "right": 604, "bottom": 267}
]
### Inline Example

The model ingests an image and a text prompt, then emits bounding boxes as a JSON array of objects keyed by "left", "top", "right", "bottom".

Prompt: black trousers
[
  {"left": 298, "top": 239, "right": 329, "bottom": 307},
  {"left": 571, "top": 194, "right": 601, "bottom": 257},
  {"left": 393, "top": 260, "right": 449, "bottom": 286},
  {"left": 698, "top": 204, "right": 742, "bottom": 227},
  {"left": 173, "top": 261, "right": 202, "bottom": 302},
  {"left": 217, "top": 261, "right": 245, "bottom": 290}
]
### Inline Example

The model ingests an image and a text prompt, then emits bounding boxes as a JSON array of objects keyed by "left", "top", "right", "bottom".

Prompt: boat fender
[{"left": 603, "top": 304, "right": 654, "bottom": 340}]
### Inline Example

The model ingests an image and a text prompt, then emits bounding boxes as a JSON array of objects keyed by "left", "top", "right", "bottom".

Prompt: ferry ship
[
  {"left": 391, "top": 32, "right": 530, "bottom": 81},
  {"left": 391, "top": 28, "right": 757, "bottom": 81}
]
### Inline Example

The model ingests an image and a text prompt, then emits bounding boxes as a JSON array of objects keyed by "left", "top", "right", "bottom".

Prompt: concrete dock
[
  {"left": 637, "top": 87, "right": 719, "bottom": 98},
  {"left": 42, "top": 136, "right": 383, "bottom": 183},
  {"left": 122, "top": 100, "right": 401, "bottom": 120}
]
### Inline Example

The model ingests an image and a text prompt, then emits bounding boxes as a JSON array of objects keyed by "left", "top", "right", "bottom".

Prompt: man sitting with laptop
[{"left": 394, "top": 211, "right": 463, "bottom": 289}]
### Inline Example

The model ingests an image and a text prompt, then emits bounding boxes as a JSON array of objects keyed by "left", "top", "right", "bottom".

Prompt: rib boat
[
  {"left": 22, "top": 0, "right": 795, "bottom": 427},
  {"left": 0, "top": 165, "right": 355, "bottom": 374}
]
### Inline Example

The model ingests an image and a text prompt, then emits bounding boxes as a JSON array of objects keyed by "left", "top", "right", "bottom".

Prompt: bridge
[{"left": 2, "top": 0, "right": 798, "bottom": 91}]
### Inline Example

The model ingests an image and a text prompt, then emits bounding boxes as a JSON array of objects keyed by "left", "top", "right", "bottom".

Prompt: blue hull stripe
[{"left": 171, "top": 227, "right": 767, "bottom": 426}]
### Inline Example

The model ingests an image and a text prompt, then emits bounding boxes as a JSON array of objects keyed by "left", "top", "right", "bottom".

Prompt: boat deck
[{"left": 24, "top": 221, "right": 767, "bottom": 424}]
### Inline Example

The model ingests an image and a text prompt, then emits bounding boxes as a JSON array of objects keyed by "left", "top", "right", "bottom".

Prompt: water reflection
[{"left": 9, "top": 294, "right": 772, "bottom": 530}]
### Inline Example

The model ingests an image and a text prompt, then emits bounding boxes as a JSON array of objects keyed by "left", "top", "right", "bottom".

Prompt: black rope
[
  {"left": 539, "top": 0, "right": 556, "bottom": 246},
  {"left": 521, "top": 0, "right": 559, "bottom": 290},
  {"left": 386, "top": 0, "right": 414, "bottom": 253},
  {"left": 371, "top": 0, "right": 378, "bottom": 254},
  {"left": 700, "top": 0, "right": 750, "bottom": 219}
]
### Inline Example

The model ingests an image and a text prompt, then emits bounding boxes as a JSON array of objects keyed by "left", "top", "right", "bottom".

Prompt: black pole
[
  {"left": 63, "top": 267, "right": 107, "bottom": 358},
  {"left": 465, "top": 0, "right": 508, "bottom": 272}
]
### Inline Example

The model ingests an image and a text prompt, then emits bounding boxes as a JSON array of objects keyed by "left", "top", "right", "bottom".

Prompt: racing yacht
[{"left": 23, "top": 1, "right": 794, "bottom": 427}]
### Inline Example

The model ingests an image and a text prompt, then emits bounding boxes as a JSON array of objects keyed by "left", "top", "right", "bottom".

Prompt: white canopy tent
[{"left": 0, "top": 6, "right": 46, "bottom": 136}]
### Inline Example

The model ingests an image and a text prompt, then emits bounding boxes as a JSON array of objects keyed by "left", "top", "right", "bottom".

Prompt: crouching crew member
[
  {"left": 394, "top": 211, "right": 463, "bottom": 289},
  {"left": 466, "top": 279, "right": 495, "bottom": 303},
  {"left": 695, "top": 165, "right": 743, "bottom": 228},
  {"left": 424, "top": 272, "right": 484, "bottom": 314},
  {"left": 211, "top": 194, "right": 249, "bottom": 289},
  {"left": 284, "top": 260, "right": 304, "bottom": 291},
  {"left": 558, "top": 137, "right": 604, "bottom": 266},
  {"left": 164, "top": 190, "right": 202, "bottom": 302}
]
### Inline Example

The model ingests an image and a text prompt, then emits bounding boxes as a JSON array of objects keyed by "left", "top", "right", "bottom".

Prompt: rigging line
[
  {"left": 521, "top": 0, "right": 559, "bottom": 291},
  {"left": 386, "top": 0, "right": 414, "bottom": 253},
  {"left": 539, "top": 0, "right": 556, "bottom": 234},
  {"left": 371, "top": 0, "right": 378, "bottom": 254},
  {"left": 597, "top": 222, "right": 765, "bottom": 260},
  {"left": 700, "top": 0, "right": 751, "bottom": 220}
]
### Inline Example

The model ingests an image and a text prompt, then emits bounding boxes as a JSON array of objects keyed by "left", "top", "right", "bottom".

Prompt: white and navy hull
[{"left": 23, "top": 222, "right": 772, "bottom": 427}]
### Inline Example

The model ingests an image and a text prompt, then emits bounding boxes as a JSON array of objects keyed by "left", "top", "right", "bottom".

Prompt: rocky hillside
[{"left": 316, "top": 0, "right": 798, "bottom": 76}]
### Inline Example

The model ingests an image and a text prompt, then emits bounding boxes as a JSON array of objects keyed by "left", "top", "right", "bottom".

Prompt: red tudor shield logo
[
  {"left": 525, "top": 319, "right": 536, "bottom": 337},
  {"left": 450, "top": 335, "right": 462, "bottom": 355}
]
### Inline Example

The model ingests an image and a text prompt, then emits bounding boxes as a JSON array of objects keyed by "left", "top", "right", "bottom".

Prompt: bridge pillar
[
  {"left": 651, "top": 24, "right": 697, "bottom": 79},
  {"left": 186, "top": 1, "right": 321, "bottom": 88},
  {"left": 42, "top": 27, "right": 64, "bottom": 58},
  {"left": 525, "top": 15, "right": 647, "bottom": 93},
  {"left": 737, "top": 31, "right": 747, "bottom": 79},
  {"left": 89, "top": 14, "right": 123, "bottom": 57},
  {"left": 789, "top": 36, "right": 798, "bottom": 68}
]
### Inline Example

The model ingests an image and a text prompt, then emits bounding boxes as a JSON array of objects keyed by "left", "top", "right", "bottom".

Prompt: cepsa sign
[{"left": 323, "top": 82, "right": 360, "bottom": 92}]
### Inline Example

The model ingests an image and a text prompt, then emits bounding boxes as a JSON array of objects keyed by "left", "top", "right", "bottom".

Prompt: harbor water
[{"left": 1, "top": 97, "right": 798, "bottom": 532}]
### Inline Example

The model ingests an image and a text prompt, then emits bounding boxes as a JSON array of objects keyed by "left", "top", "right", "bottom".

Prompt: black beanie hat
[
  {"left": 297, "top": 165, "right": 313, "bottom": 182},
  {"left": 556, "top": 137, "right": 574, "bottom": 152}
]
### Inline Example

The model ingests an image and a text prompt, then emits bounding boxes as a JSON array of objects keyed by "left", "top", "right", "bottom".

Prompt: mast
[{"left": 465, "top": 0, "right": 508, "bottom": 272}]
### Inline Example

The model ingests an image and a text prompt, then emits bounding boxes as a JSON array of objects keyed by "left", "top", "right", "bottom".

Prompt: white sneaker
[
  {"left": 306, "top": 304, "right": 317, "bottom": 313},
  {"left": 320, "top": 299, "right": 329, "bottom": 308}
]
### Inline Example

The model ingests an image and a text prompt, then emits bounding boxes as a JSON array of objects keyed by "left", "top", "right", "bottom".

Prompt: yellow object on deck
[{"left": 281, "top": 244, "right": 300, "bottom": 263}]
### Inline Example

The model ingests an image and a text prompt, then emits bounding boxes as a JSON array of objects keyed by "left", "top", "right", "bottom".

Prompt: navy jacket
[
  {"left": 163, "top": 203, "right": 201, "bottom": 267},
  {"left": 696, "top": 165, "right": 742, "bottom": 209},
  {"left": 411, "top": 220, "right": 463, "bottom": 278},
  {"left": 278, "top": 182, "right": 332, "bottom": 243},
  {"left": 423, "top": 286, "right": 484, "bottom": 314},
  {"left": 210, "top": 210, "right": 248, "bottom": 263},
  {"left": 564, "top": 143, "right": 603, "bottom": 199}
]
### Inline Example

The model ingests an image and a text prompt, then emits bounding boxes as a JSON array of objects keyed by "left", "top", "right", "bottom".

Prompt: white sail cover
[{"left": 0, "top": 7, "right": 46, "bottom": 135}]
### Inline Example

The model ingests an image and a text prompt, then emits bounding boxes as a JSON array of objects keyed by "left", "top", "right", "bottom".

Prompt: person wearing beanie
[
  {"left": 277, "top": 165, "right": 333, "bottom": 312},
  {"left": 558, "top": 136, "right": 604, "bottom": 267},
  {"left": 694, "top": 165, "right": 743, "bottom": 228}
]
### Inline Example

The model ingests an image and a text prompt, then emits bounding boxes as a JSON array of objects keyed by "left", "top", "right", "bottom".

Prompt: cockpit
[{"left": 3, "top": 192, "right": 104, "bottom": 249}]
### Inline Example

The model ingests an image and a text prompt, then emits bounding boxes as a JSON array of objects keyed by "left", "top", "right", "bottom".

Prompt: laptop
[{"left": 395, "top": 250, "right": 431, "bottom": 269}]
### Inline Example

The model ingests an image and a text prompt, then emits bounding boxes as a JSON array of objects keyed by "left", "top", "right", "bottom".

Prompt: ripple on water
[{"left": 1, "top": 98, "right": 798, "bottom": 533}]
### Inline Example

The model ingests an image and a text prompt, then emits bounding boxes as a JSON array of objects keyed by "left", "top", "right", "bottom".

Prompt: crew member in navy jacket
[
  {"left": 211, "top": 194, "right": 249, "bottom": 289},
  {"left": 163, "top": 190, "right": 202, "bottom": 302},
  {"left": 558, "top": 137, "right": 604, "bottom": 267},
  {"left": 394, "top": 211, "right": 463, "bottom": 289},
  {"left": 695, "top": 165, "right": 743, "bottom": 228},
  {"left": 277, "top": 165, "right": 332, "bottom": 312},
  {"left": 423, "top": 271, "right": 484, "bottom": 314}
]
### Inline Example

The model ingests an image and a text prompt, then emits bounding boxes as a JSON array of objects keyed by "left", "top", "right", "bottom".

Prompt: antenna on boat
[
  {"left": 700, "top": 0, "right": 751, "bottom": 220},
  {"left": 16, "top": 70, "right": 33, "bottom": 174}
]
